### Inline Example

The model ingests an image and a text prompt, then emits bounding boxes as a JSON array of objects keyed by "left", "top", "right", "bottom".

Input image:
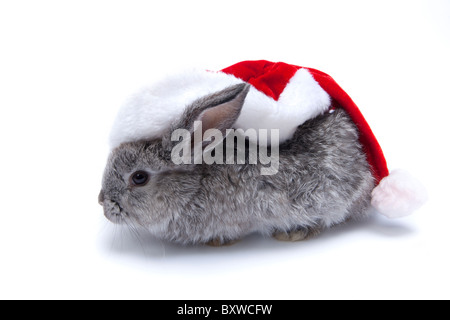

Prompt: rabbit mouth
[{"left": 102, "top": 199, "right": 128, "bottom": 224}]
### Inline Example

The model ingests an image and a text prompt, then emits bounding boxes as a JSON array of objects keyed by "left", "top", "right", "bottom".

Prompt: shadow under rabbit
[{"left": 98, "top": 210, "right": 417, "bottom": 263}]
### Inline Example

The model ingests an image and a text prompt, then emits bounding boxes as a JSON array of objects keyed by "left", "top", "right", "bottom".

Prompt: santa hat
[{"left": 110, "top": 60, "right": 427, "bottom": 219}]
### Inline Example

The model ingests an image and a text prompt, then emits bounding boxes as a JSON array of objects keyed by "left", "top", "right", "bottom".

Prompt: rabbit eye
[{"left": 130, "top": 171, "right": 150, "bottom": 186}]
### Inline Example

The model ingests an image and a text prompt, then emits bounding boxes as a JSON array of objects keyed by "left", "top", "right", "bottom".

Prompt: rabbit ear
[
  {"left": 175, "top": 83, "right": 250, "bottom": 135},
  {"left": 164, "top": 83, "right": 250, "bottom": 161},
  {"left": 197, "top": 83, "right": 250, "bottom": 135}
]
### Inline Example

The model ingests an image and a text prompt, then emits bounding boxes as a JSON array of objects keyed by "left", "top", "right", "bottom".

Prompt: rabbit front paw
[
  {"left": 272, "top": 227, "right": 321, "bottom": 242},
  {"left": 205, "top": 238, "right": 240, "bottom": 247}
]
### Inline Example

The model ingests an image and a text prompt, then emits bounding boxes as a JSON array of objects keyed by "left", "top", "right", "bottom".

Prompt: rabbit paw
[
  {"left": 206, "top": 238, "right": 240, "bottom": 247},
  {"left": 272, "top": 227, "right": 321, "bottom": 242}
]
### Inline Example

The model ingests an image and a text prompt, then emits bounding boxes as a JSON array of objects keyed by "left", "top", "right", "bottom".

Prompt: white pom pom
[{"left": 371, "top": 169, "right": 427, "bottom": 219}]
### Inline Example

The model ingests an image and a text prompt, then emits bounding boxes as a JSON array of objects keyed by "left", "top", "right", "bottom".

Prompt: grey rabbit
[{"left": 99, "top": 83, "right": 376, "bottom": 245}]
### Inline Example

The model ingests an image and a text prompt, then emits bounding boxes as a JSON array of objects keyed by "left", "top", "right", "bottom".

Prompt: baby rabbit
[
  {"left": 99, "top": 83, "right": 376, "bottom": 245},
  {"left": 99, "top": 60, "right": 426, "bottom": 245}
]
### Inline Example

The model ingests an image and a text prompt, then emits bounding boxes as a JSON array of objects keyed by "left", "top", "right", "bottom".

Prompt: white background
[{"left": 1, "top": 0, "right": 449, "bottom": 300}]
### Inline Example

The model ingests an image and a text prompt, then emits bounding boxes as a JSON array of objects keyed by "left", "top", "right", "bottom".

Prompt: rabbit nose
[{"left": 98, "top": 190, "right": 105, "bottom": 205}]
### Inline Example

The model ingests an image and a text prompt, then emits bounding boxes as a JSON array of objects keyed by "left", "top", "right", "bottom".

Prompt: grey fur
[{"left": 99, "top": 84, "right": 375, "bottom": 245}]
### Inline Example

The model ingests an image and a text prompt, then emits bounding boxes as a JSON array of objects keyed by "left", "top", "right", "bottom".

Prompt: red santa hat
[
  {"left": 110, "top": 60, "right": 427, "bottom": 218},
  {"left": 222, "top": 60, "right": 389, "bottom": 184}
]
